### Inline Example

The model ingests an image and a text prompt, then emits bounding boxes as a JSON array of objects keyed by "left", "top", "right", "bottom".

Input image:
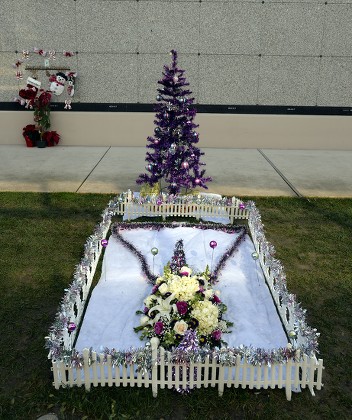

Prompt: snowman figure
[
  {"left": 66, "top": 72, "right": 77, "bottom": 97},
  {"left": 49, "top": 72, "right": 67, "bottom": 96}
]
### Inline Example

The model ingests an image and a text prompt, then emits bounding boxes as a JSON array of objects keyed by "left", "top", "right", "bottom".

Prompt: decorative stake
[
  {"left": 251, "top": 251, "right": 260, "bottom": 286},
  {"left": 67, "top": 322, "right": 76, "bottom": 332},
  {"left": 151, "top": 247, "right": 158, "bottom": 275},
  {"left": 101, "top": 239, "right": 109, "bottom": 281},
  {"left": 209, "top": 240, "right": 217, "bottom": 273}
]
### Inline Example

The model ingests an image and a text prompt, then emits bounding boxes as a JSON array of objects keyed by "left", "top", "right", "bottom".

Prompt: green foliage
[
  {"left": 139, "top": 182, "right": 161, "bottom": 197},
  {"left": 0, "top": 193, "right": 351, "bottom": 419}
]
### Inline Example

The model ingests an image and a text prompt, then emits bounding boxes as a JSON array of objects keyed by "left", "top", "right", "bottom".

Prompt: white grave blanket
[{"left": 76, "top": 227, "right": 287, "bottom": 351}]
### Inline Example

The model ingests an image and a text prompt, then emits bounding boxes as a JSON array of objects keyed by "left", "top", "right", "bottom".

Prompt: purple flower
[
  {"left": 212, "top": 295, "right": 221, "bottom": 304},
  {"left": 176, "top": 301, "right": 188, "bottom": 315},
  {"left": 143, "top": 306, "right": 149, "bottom": 314},
  {"left": 152, "top": 285, "right": 159, "bottom": 294},
  {"left": 154, "top": 321, "right": 164, "bottom": 335},
  {"left": 212, "top": 330, "right": 222, "bottom": 341}
]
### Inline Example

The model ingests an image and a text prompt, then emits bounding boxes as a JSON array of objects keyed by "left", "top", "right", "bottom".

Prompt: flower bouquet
[
  {"left": 42, "top": 130, "right": 60, "bottom": 147},
  {"left": 134, "top": 264, "right": 233, "bottom": 350},
  {"left": 20, "top": 90, "right": 60, "bottom": 148},
  {"left": 22, "top": 124, "right": 40, "bottom": 147}
]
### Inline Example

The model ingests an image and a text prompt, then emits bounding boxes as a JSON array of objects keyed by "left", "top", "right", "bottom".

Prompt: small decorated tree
[
  {"left": 136, "top": 50, "right": 211, "bottom": 195},
  {"left": 170, "top": 239, "right": 187, "bottom": 274}
]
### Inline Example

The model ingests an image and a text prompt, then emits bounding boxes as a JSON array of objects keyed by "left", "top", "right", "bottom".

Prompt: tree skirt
[{"left": 75, "top": 227, "right": 288, "bottom": 352}]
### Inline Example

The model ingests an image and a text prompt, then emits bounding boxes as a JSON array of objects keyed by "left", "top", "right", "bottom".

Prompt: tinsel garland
[
  {"left": 112, "top": 221, "right": 247, "bottom": 283},
  {"left": 121, "top": 192, "right": 238, "bottom": 208},
  {"left": 113, "top": 228, "right": 158, "bottom": 284},
  {"left": 245, "top": 201, "right": 320, "bottom": 356},
  {"left": 51, "top": 342, "right": 304, "bottom": 373},
  {"left": 112, "top": 220, "right": 245, "bottom": 234},
  {"left": 46, "top": 192, "right": 320, "bottom": 372},
  {"left": 45, "top": 200, "right": 118, "bottom": 360}
]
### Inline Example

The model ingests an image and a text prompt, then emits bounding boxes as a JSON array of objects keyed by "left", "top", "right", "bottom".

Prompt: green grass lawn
[{"left": 0, "top": 193, "right": 351, "bottom": 420}]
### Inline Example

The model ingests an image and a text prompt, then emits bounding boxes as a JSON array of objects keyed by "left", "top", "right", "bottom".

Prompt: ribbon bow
[
  {"left": 48, "top": 50, "right": 56, "bottom": 60},
  {"left": 25, "top": 99, "right": 33, "bottom": 109},
  {"left": 64, "top": 99, "right": 72, "bottom": 110}
]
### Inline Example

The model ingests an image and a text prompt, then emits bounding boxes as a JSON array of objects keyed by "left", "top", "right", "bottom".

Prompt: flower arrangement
[
  {"left": 134, "top": 263, "right": 233, "bottom": 350},
  {"left": 42, "top": 130, "right": 60, "bottom": 147},
  {"left": 14, "top": 47, "right": 77, "bottom": 148},
  {"left": 22, "top": 124, "right": 40, "bottom": 147}
]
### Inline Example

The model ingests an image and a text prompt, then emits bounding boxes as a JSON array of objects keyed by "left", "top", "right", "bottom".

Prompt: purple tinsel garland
[{"left": 112, "top": 221, "right": 247, "bottom": 283}]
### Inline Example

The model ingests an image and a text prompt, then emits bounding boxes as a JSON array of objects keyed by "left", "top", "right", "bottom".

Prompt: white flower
[
  {"left": 204, "top": 289, "right": 213, "bottom": 299},
  {"left": 148, "top": 293, "right": 177, "bottom": 322},
  {"left": 168, "top": 276, "right": 199, "bottom": 302},
  {"left": 156, "top": 276, "right": 164, "bottom": 285},
  {"left": 173, "top": 320, "right": 188, "bottom": 335},
  {"left": 218, "top": 320, "right": 228, "bottom": 332},
  {"left": 140, "top": 316, "right": 150, "bottom": 326},
  {"left": 191, "top": 300, "right": 219, "bottom": 334},
  {"left": 158, "top": 283, "right": 168, "bottom": 295},
  {"left": 144, "top": 295, "right": 155, "bottom": 307},
  {"left": 215, "top": 290, "right": 221, "bottom": 296}
]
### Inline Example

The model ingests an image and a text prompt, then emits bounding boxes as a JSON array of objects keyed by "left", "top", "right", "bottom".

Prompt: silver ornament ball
[{"left": 151, "top": 247, "right": 158, "bottom": 256}]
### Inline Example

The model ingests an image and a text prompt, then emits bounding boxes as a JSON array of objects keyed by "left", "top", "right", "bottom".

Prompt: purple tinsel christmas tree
[
  {"left": 136, "top": 50, "right": 212, "bottom": 195},
  {"left": 170, "top": 239, "right": 187, "bottom": 274}
]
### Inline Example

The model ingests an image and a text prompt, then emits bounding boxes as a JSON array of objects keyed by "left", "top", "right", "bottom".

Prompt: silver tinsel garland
[{"left": 45, "top": 192, "right": 320, "bottom": 372}]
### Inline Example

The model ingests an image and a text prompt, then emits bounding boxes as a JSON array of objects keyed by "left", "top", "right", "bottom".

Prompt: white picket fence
[
  {"left": 119, "top": 191, "right": 250, "bottom": 223},
  {"left": 48, "top": 192, "right": 324, "bottom": 400},
  {"left": 52, "top": 339, "right": 323, "bottom": 401}
]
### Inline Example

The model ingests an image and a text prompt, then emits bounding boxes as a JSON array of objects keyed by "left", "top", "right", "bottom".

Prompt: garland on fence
[
  {"left": 65, "top": 342, "right": 302, "bottom": 373},
  {"left": 121, "top": 191, "right": 240, "bottom": 208},
  {"left": 246, "top": 201, "right": 320, "bottom": 356},
  {"left": 45, "top": 192, "right": 320, "bottom": 371},
  {"left": 112, "top": 221, "right": 247, "bottom": 284}
]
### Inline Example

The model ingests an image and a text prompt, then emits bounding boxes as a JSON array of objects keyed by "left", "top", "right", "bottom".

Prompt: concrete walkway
[{"left": 0, "top": 145, "right": 351, "bottom": 197}]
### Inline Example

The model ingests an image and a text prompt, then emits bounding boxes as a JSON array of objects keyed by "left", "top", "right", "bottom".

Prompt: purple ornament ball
[
  {"left": 181, "top": 161, "right": 189, "bottom": 169},
  {"left": 195, "top": 178, "right": 201, "bottom": 185},
  {"left": 68, "top": 322, "right": 76, "bottom": 332},
  {"left": 239, "top": 202, "right": 246, "bottom": 210},
  {"left": 209, "top": 240, "right": 217, "bottom": 249},
  {"left": 154, "top": 139, "right": 159, "bottom": 145},
  {"left": 101, "top": 239, "right": 109, "bottom": 248}
]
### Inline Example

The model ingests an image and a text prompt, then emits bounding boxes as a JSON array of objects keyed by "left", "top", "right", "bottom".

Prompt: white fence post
[{"left": 151, "top": 337, "right": 159, "bottom": 397}]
